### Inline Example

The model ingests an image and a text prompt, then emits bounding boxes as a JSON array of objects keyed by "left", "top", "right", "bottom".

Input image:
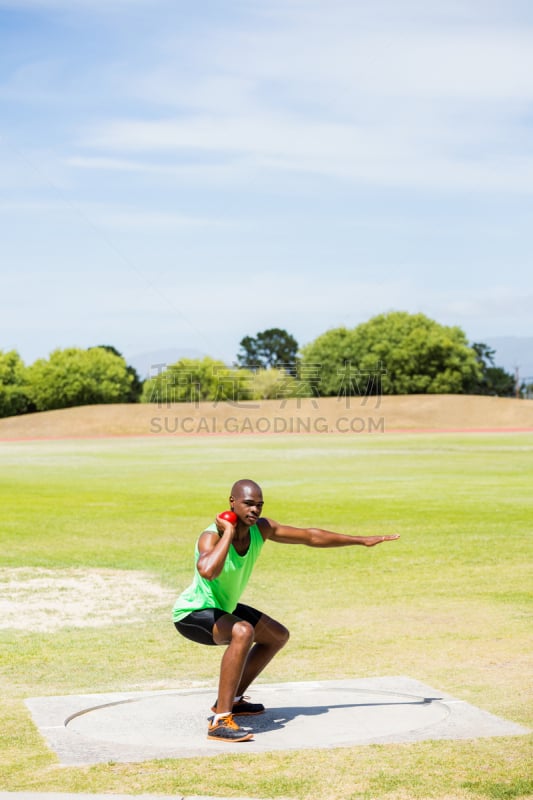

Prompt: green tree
[
  {"left": 0, "top": 350, "right": 33, "bottom": 417},
  {"left": 236, "top": 328, "right": 299, "bottom": 371},
  {"left": 300, "top": 312, "right": 482, "bottom": 396},
  {"left": 467, "top": 342, "right": 517, "bottom": 397},
  {"left": 298, "top": 327, "right": 359, "bottom": 395},
  {"left": 141, "top": 357, "right": 254, "bottom": 404},
  {"left": 92, "top": 344, "right": 143, "bottom": 402},
  {"left": 27, "top": 347, "right": 133, "bottom": 411},
  {"left": 249, "top": 368, "right": 300, "bottom": 400}
]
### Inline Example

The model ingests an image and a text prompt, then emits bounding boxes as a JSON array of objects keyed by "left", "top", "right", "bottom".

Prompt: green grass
[{"left": 0, "top": 432, "right": 532, "bottom": 800}]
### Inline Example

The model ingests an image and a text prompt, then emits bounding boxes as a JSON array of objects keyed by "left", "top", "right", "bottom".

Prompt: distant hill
[
  {"left": 485, "top": 337, "right": 533, "bottom": 381},
  {"left": 1, "top": 395, "right": 532, "bottom": 440}
]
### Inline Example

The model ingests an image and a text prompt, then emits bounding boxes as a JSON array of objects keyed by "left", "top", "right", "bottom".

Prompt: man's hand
[
  {"left": 361, "top": 534, "right": 400, "bottom": 547},
  {"left": 215, "top": 513, "right": 237, "bottom": 537}
]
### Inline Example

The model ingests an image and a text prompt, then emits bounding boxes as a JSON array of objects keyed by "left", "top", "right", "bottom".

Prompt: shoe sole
[
  {"left": 210, "top": 706, "right": 265, "bottom": 716},
  {"left": 233, "top": 709, "right": 265, "bottom": 716},
  {"left": 207, "top": 732, "right": 254, "bottom": 742}
]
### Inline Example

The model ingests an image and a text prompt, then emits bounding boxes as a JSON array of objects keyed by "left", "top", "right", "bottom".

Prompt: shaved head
[
  {"left": 229, "top": 479, "right": 264, "bottom": 527},
  {"left": 230, "top": 479, "right": 262, "bottom": 500}
]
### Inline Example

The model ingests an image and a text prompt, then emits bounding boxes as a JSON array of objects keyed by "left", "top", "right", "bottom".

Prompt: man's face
[{"left": 231, "top": 485, "right": 264, "bottom": 527}]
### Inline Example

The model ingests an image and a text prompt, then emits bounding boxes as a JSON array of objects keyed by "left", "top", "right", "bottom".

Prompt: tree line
[{"left": 0, "top": 312, "right": 521, "bottom": 418}]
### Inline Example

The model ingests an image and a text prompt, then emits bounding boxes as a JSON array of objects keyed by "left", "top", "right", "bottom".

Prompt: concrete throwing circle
[
  {"left": 65, "top": 681, "right": 449, "bottom": 756},
  {"left": 26, "top": 678, "right": 529, "bottom": 763}
]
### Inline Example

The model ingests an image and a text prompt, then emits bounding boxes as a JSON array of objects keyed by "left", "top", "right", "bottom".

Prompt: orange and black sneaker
[
  {"left": 207, "top": 713, "right": 254, "bottom": 742},
  {"left": 211, "top": 695, "right": 265, "bottom": 716}
]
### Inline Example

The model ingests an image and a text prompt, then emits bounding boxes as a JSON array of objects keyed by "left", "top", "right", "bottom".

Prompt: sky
[{"left": 1, "top": 0, "right": 532, "bottom": 371}]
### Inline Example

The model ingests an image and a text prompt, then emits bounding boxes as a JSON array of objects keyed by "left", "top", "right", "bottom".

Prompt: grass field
[{"left": 0, "top": 431, "right": 532, "bottom": 800}]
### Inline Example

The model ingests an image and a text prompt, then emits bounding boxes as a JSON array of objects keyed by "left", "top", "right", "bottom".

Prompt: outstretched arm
[{"left": 258, "top": 517, "right": 400, "bottom": 547}]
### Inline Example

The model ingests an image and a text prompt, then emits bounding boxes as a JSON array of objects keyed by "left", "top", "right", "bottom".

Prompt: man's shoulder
[
  {"left": 203, "top": 522, "right": 217, "bottom": 532},
  {"left": 196, "top": 524, "right": 219, "bottom": 547},
  {"left": 256, "top": 517, "right": 273, "bottom": 541}
]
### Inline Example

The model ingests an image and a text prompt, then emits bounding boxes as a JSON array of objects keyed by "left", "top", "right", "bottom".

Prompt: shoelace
[{"left": 219, "top": 714, "right": 238, "bottom": 729}]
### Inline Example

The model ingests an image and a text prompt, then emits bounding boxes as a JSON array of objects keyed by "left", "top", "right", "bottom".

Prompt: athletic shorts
[{"left": 174, "top": 603, "right": 263, "bottom": 646}]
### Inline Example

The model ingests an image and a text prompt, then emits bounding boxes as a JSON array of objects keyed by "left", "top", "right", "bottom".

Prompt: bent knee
[
  {"left": 278, "top": 624, "right": 290, "bottom": 646},
  {"left": 269, "top": 621, "right": 290, "bottom": 647},
  {"left": 232, "top": 619, "right": 255, "bottom": 644}
]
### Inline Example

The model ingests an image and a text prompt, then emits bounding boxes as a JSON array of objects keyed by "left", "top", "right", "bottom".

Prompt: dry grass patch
[
  {"left": 0, "top": 568, "right": 174, "bottom": 632},
  {"left": 1, "top": 395, "right": 533, "bottom": 440}
]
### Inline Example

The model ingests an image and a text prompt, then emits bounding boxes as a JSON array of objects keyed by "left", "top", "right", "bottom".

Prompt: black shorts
[{"left": 174, "top": 603, "right": 263, "bottom": 646}]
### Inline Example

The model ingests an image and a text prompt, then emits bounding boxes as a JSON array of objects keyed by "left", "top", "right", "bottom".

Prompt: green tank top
[{"left": 172, "top": 523, "right": 264, "bottom": 622}]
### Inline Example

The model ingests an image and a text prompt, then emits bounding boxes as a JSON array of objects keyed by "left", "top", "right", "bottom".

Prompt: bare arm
[
  {"left": 258, "top": 517, "right": 400, "bottom": 548},
  {"left": 196, "top": 515, "right": 235, "bottom": 580}
]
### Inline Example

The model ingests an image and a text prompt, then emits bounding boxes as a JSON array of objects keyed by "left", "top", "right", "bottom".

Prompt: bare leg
[
  {"left": 212, "top": 615, "right": 255, "bottom": 714},
  {"left": 236, "top": 614, "right": 289, "bottom": 697}
]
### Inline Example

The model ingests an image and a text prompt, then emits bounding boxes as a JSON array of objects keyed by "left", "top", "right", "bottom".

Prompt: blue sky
[{"left": 1, "top": 0, "right": 532, "bottom": 369}]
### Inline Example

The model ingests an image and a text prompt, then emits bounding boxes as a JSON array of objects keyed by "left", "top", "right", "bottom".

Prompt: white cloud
[
  {"left": 2, "top": 0, "right": 532, "bottom": 358},
  {"left": 88, "top": 207, "right": 228, "bottom": 231},
  {"left": 62, "top": 3, "right": 533, "bottom": 196},
  {"left": 196, "top": 25, "right": 533, "bottom": 103},
  {"left": 65, "top": 154, "right": 255, "bottom": 187},
  {"left": 77, "top": 111, "right": 533, "bottom": 193}
]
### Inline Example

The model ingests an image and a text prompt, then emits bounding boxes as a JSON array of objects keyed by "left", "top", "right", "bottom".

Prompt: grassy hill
[{"left": 1, "top": 395, "right": 533, "bottom": 439}]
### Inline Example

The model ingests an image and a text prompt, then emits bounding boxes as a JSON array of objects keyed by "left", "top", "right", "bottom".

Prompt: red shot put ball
[{"left": 219, "top": 510, "right": 238, "bottom": 524}]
